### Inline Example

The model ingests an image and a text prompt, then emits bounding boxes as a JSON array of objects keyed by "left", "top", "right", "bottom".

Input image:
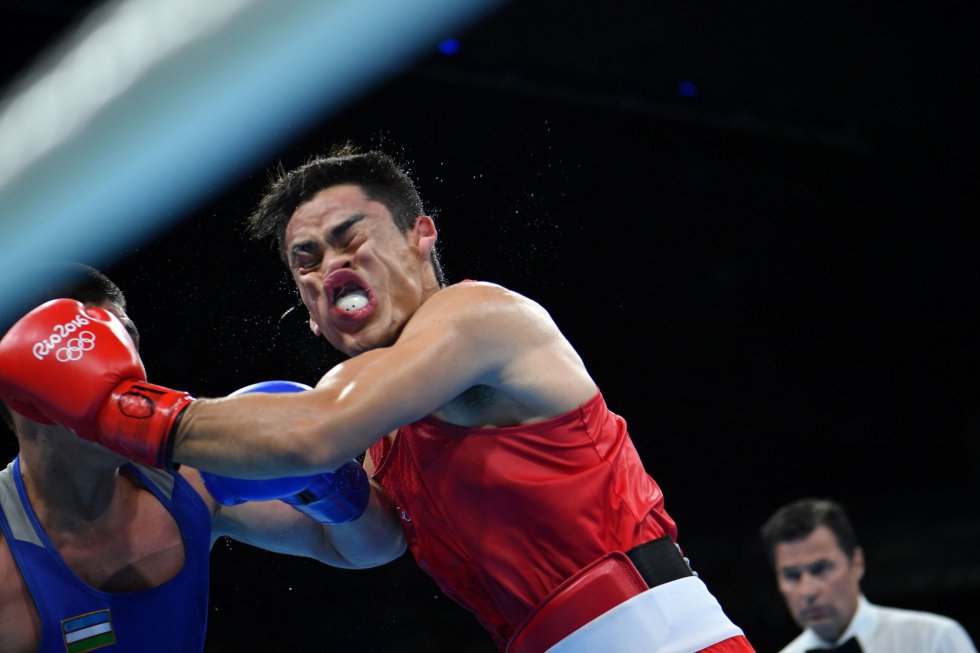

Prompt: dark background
[{"left": 2, "top": 1, "right": 979, "bottom": 651}]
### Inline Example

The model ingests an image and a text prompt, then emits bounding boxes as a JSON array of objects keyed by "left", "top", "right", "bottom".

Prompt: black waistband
[{"left": 626, "top": 534, "right": 695, "bottom": 588}]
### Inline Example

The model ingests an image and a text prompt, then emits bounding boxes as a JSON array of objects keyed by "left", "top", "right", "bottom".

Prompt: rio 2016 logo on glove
[
  {"left": 31, "top": 314, "right": 92, "bottom": 361},
  {"left": 54, "top": 332, "right": 97, "bottom": 362}
]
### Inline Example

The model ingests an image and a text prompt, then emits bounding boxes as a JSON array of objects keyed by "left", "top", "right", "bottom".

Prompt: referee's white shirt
[{"left": 779, "top": 595, "right": 976, "bottom": 653}]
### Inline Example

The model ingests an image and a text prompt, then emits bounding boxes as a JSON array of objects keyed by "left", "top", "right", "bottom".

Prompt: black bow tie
[{"left": 807, "top": 636, "right": 863, "bottom": 653}]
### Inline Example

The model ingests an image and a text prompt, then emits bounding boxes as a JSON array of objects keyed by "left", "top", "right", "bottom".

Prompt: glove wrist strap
[{"left": 97, "top": 379, "right": 194, "bottom": 470}]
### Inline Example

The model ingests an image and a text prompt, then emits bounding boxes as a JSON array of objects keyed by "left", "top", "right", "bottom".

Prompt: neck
[
  {"left": 815, "top": 604, "right": 859, "bottom": 644},
  {"left": 419, "top": 275, "right": 446, "bottom": 303},
  {"left": 16, "top": 432, "right": 128, "bottom": 530}
]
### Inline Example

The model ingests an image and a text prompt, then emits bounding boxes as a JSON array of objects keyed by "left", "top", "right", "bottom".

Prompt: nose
[
  {"left": 325, "top": 253, "right": 353, "bottom": 275},
  {"left": 797, "top": 572, "right": 821, "bottom": 602}
]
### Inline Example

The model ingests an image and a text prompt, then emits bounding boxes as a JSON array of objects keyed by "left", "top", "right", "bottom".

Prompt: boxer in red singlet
[{"left": 0, "top": 147, "right": 756, "bottom": 652}]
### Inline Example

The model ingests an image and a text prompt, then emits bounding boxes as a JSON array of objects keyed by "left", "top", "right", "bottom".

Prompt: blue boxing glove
[
  {"left": 199, "top": 380, "right": 314, "bottom": 505},
  {"left": 279, "top": 460, "right": 371, "bottom": 525},
  {"left": 199, "top": 469, "right": 311, "bottom": 506},
  {"left": 200, "top": 461, "right": 370, "bottom": 522},
  {"left": 197, "top": 380, "right": 370, "bottom": 523},
  {"left": 228, "top": 380, "right": 313, "bottom": 396}
]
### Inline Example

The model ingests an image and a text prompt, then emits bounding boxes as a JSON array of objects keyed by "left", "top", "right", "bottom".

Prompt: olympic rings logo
[
  {"left": 54, "top": 331, "right": 96, "bottom": 362},
  {"left": 32, "top": 314, "right": 93, "bottom": 361}
]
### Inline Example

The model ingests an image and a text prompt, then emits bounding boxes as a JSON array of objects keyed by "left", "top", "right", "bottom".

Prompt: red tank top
[{"left": 369, "top": 391, "right": 677, "bottom": 649}]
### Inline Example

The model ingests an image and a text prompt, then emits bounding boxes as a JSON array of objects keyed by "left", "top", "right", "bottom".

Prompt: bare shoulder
[
  {"left": 406, "top": 281, "right": 555, "bottom": 343},
  {"left": 410, "top": 281, "right": 596, "bottom": 420},
  {"left": 447, "top": 280, "right": 542, "bottom": 305}
]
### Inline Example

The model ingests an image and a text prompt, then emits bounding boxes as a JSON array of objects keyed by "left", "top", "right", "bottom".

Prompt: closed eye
[
  {"left": 326, "top": 214, "right": 365, "bottom": 248},
  {"left": 289, "top": 241, "right": 321, "bottom": 271}
]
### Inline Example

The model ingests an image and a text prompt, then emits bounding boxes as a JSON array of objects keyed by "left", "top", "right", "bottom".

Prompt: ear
[
  {"left": 412, "top": 216, "right": 438, "bottom": 259},
  {"left": 309, "top": 315, "right": 321, "bottom": 336}
]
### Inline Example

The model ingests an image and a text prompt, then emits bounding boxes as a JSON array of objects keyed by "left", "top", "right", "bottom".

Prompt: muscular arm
[
  {"left": 172, "top": 282, "right": 595, "bottom": 478},
  {"left": 181, "top": 467, "right": 406, "bottom": 568}
]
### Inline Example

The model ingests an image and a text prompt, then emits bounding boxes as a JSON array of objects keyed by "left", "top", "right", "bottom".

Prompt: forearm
[
  {"left": 170, "top": 343, "right": 465, "bottom": 476},
  {"left": 212, "top": 492, "right": 401, "bottom": 569},
  {"left": 172, "top": 394, "right": 361, "bottom": 478},
  {"left": 321, "top": 484, "right": 407, "bottom": 568},
  {"left": 208, "top": 472, "right": 403, "bottom": 568}
]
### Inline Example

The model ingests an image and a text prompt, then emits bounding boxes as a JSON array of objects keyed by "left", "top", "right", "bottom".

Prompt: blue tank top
[{"left": 0, "top": 457, "right": 211, "bottom": 653}]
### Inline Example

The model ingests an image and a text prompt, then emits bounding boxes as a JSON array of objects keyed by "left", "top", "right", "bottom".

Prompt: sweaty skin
[{"left": 172, "top": 184, "right": 598, "bottom": 478}]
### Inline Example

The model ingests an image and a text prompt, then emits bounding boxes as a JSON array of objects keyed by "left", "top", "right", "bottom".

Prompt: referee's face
[{"left": 773, "top": 525, "right": 865, "bottom": 642}]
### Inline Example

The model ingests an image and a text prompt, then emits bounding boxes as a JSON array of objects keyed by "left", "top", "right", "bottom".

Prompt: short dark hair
[
  {"left": 760, "top": 498, "right": 861, "bottom": 566},
  {"left": 246, "top": 143, "right": 445, "bottom": 285},
  {"left": 0, "top": 262, "right": 126, "bottom": 432}
]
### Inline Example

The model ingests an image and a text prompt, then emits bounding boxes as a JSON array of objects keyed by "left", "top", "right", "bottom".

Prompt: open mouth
[
  {"left": 334, "top": 283, "right": 370, "bottom": 313},
  {"left": 324, "top": 269, "right": 373, "bottom": 317}
]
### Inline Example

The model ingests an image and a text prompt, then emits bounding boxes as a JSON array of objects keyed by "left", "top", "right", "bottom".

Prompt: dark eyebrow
[
  {"left": 807, "top": 560, "right": 833, "bottom": 573},
  {"left": 326, "top": 213, "right": 366, "bottom": 247},
  {"left": 778, "top": 559, "right": 833, "bottom": 576},
  {"left": 288, "top": 213, "right": 366, "bottom": 263}
]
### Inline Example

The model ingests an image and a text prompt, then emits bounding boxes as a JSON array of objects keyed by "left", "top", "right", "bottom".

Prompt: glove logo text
[{"left": 32, "top": 315, "right": 91, "bottom": 361}]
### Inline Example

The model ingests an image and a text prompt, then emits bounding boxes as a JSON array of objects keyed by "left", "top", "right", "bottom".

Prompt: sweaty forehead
[{"left": 289, "top": 185, "right": 378, "bottom": 227}]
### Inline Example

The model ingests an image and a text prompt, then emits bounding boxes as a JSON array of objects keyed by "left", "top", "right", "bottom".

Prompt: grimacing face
[
  {"left": 284, "top": 184, "right": 437, "bottom": 357},
  {"left": 773, "top": 525, "right": 865, "bottom": 642}
]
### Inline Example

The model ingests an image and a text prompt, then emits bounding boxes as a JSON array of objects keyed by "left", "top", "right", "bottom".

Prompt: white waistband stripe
[{"left": 546, "top": 576, "right": 744, "bottom": 653}]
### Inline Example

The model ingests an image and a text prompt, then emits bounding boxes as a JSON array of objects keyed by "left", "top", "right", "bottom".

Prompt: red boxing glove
[
  {"left": 97, "top": 378, "right": 193, "bottom": 469},
  {"left": 0, "top": 299, "right": 191, "bottom": 468}
]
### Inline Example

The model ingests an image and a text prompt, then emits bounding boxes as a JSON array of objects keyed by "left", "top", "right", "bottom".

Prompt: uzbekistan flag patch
[{"left": 61, "top": 609, "right": 116, "bottom": 652}]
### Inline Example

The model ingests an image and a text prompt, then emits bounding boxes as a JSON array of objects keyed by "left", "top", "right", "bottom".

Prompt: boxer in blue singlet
[{"left": 0, "top": 263, "right": 405, "bottom": 652}]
